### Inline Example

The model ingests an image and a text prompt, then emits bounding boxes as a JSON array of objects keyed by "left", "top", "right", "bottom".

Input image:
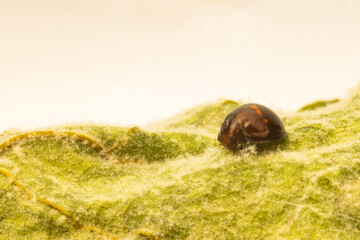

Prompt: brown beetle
[{"left": 218, "top": 103, "right": 287, "bottom": 150}]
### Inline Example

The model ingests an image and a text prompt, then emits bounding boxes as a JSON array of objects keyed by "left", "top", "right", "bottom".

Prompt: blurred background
[{"left": 1, "top": 0, "right": 360, "bottom": 131}]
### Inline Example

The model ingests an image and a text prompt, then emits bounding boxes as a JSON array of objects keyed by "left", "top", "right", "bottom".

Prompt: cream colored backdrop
[{"left": 0, "top": 0, "right": 359, "bottom": 131}]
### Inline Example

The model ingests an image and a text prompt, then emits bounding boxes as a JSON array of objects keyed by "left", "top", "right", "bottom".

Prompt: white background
[{"left": 1, "top": 0, "right": 360, "bottom": 131}]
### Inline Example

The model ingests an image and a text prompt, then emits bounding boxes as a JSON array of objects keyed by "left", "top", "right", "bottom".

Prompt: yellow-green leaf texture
[{"left": 1, "top": 89, "right": 360, "bottom": 239}]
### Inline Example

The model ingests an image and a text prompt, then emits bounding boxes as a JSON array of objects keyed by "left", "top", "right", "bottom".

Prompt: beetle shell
[{"left": 218, "top": 103, "right": 287, "bottom": 150}]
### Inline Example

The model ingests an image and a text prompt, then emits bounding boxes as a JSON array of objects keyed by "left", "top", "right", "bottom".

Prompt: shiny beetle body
[{"left": 218, "top": 103, "right": 287, "bottom": 150}]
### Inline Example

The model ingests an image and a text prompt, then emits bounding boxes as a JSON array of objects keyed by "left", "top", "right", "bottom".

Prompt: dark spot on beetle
[
  {"left": 229, "top": 136, "right": 236, "bottom": 145},
  {"left": 218, "top": 103, "right": 287, "bottom": 151}
]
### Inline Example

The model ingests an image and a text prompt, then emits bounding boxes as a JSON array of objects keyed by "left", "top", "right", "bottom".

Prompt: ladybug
[{"left": 218, "top": 103, "right": 287, "bottom": 150}]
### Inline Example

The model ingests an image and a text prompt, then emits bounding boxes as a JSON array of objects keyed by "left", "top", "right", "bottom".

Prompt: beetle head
[{"left": 218, "top": 116, "right": 243, "bottom": 150}]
